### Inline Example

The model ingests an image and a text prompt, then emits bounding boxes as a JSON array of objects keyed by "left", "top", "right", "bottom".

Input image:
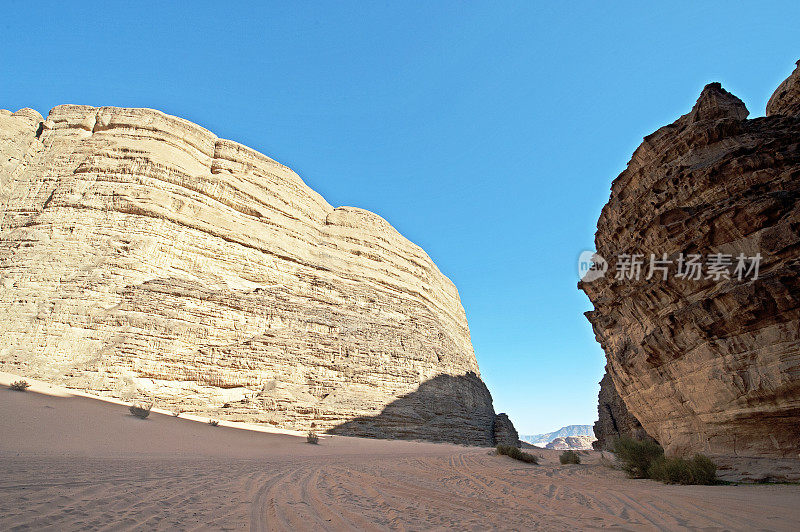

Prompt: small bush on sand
[
  {"left": 612, "top": 436, "right": 664, "bottom": 478},
  {"left": 559, "top": 450, "right": 581, "bottom": 464},
  {"left": 129, "top": 402, "right": 152, "bottom": 419},
  {"left": 172, "top": 410, "right": 182, "bottom": 417},
  {"left": 307, "top": 431, "right": 319, "bottom": 444},
  {"left": 648, "top": 454, "right": 717, "bottom": 485},
  {"left": 612, "top": 436, "right": 717, "bottom": 485},
  {"left": 208, "top": 419, "right": 220, "bottom": 426},
  {"left": 496, "top": 444, "right": 538, "bottom": 464},
  {"left": 10, "top": 380, "right": 31, "bottom": 392}
]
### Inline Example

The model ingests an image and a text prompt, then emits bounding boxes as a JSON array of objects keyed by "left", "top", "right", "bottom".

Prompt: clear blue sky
[{"left": 2, "top": 2, "right": 798, "bottom": 434}]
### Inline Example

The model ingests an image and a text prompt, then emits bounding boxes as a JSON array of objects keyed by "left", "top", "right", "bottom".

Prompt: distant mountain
[
  {"left": 545, "top": 436, "right": 595, "bottom": 450},
  {"left": 520, "top": 425, "right": 595, "bottom": 447}
]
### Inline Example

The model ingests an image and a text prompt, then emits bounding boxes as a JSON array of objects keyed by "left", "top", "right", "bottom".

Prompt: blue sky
[{"left": 2, "top": 2, "right": 798, "bottom": 434}]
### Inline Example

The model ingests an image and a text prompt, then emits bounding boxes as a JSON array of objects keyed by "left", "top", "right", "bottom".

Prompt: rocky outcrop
[
  {"left": 580, "top": 63, "right": 800, "bottom": 458},
  {"left": 329, "top": 373, "right": 513, "bottom": 445},
  {"left": 0, "top": 104, "right": 516, "bottom": 445},
  {"left": 767, "top": 60, "right": 800, "bottom": 117},
  {"left": 545, "top": 436, "right": 594, "bottom": 451},
  {"left": 593, "top": 371, "right": 655, "bottom": 450},
  {"left": 492, "top": 413, "right": 521, "bottom": 446}
]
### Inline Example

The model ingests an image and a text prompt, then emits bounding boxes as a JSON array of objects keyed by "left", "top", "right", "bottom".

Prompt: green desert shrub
[
  {"left": 559, "top": 450, "right": 581, "bottom": 464},
  {"left": 10, "top": 380, "right": 31, "bottom": 392},
  {"left": 129, "top": 403, "right": 152, "bottom": 419},
  {"left": 496, "top": 444, "right": 538, "bottom": 464},
  {"left": 612, "top": 436, "right": 664, "bottom": 478},
  {"left": 612, "top": 436, "right": 717, "bottom": 485},
  {"left": 307, "top": 431, "right": 319, "bottom": 444},
  {"left": 648, "top": 454, "right": 717, "bottom": 485}
]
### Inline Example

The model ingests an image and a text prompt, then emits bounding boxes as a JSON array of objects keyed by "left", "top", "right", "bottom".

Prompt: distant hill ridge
[{"left": 521, "top": 425, "right": 595, "bottom": 446}]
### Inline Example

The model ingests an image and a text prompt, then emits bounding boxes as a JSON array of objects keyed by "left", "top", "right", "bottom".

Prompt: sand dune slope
[{"left": 2, "top": 376, "right": 799, "bottom": 531}]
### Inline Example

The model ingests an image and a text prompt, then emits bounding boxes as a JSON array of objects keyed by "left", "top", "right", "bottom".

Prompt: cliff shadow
[{"left": 327, "top": 372, "right": 500, "bottom": 446}]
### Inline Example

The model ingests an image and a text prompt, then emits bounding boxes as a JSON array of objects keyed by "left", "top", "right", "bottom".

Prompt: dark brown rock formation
[
  {"left": 580, "top": 62, "right": 800, "bottom": 459},
  {"left": 492, "top": 413, "right": 521, "bottom": 447},
  {"left": 592, "top": 371, "right": 655, "bottom": 450}
]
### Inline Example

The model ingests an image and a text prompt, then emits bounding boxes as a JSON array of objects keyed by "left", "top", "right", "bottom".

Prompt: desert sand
[{"left": 2, "top": 373, "right": 799, "bottom": 531}]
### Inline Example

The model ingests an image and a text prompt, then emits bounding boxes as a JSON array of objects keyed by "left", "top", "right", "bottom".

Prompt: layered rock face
[
  {"left": 0, "top": 104, "right": 515, "bottom": 445},
  {"left": 581, "top": 64, "right": 800, "bottom": 458},
  {"left": 492, "top": 413, "right": 520, "bottom": 446},
  {"left": 592, "top": 372, "right": 655, "bottom": 451},
  {"left": 767, "top": 60, "right": 800, "bottom": 117}
]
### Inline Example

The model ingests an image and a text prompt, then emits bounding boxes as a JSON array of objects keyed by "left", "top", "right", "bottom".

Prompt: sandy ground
[{"left": 2, "top": 374, "right": 799, "bottom": 531}]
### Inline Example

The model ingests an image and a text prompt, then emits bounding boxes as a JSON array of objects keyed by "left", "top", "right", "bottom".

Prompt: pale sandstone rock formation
[
  {"left": 545, "top": 436, "right": 595, "bottom": 451},
  {"left": 581, "top": 64, "right": 800, "bottom": 459},
  {"left": 0, "top": 104, "right": 516, "bottom": 445},
  {"left": 767, "top": 60, "right": 800, "bottom": 118}
]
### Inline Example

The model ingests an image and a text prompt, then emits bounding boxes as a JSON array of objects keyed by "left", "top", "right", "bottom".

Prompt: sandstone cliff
[
  {"left": 0, "top": 104, "right": 516, "bottom": 446},
  {"left": 580, "top": 63, "right": 800, "bottom": 458}
]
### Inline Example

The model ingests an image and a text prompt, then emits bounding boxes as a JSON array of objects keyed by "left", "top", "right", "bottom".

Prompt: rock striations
[
  {"left": 580, "top": 63, "right": 800, "bottom": 458},
  {"left": 0, "top": 104, "right": 517, "bottom": 446}
]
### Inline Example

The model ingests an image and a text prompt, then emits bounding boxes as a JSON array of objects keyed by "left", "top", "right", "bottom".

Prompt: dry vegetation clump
[
  {"left": 559, "top": 450, "right": 581, "bottom": 464},
  {"left": 648, "top": 454, "right": 717, "bottom": 485},
  {"left": 612, "top": 436, "right": 664, "bottom": 478},
  {"left": 10, "top": 380, "right": 31, "bottom": 391},
  {"left": 208, "top": 419, "right": 220, "bottom": 426},
  {"left": 612, "top": 436, "right": 717, "bottom": 485},
  {"left": 307, "top": 431, "right": 319, "bottom": 444},
  {"left": 129, "top": 403, "right": 152, "bottom": 419},
  {"left": 495, "top": 444, "right": 538, "bottom": 464}
]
